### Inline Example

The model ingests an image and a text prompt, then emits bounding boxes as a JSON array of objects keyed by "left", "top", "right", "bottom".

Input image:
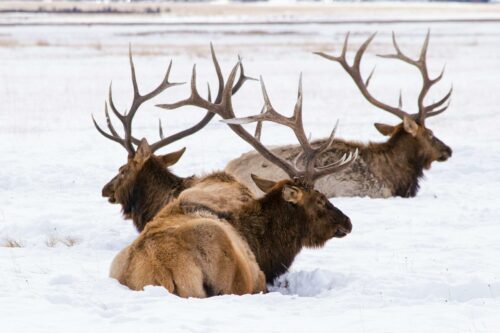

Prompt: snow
[{"left": 1, "top": 6, "right": 500, "bottom": 332}]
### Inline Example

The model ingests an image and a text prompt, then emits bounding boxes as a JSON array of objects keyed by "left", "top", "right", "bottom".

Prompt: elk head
[
  {"left": 253, "top": 175, "right": 352, "bottom": 246},
  {"left": 101, "top": 140, "right": 186, "bottom": 205},
  {"left": 158, "top": 60, "right": 357, "bottom": 247},
  {"left": 225, "top": 76, "right": 356, "bottom": 248},
  {"left": 374, "top": 116, "right": 452, "bottom": 169},
  {"left": 315, "top": 31, "right": 452, "bottom": 170}
]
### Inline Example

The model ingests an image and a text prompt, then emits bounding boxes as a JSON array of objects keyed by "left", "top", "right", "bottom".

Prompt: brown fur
[
  {"left": 176, "top": 178, "right": 352, "bottom": 283},
  {"left": 110, "top": 205, "right": 266, "bottom": 298},
  {"left": 103, "top": 138, "right": 257, "bottom": 232},
  {"left": 102, "top": 149, "right": 195, "bottom": 232},
  {"left": 108, "top": 161, "right": 352, "bottom": 285},
  {"left": 225, "top": 121, "right": 452, "bottom": 198}
]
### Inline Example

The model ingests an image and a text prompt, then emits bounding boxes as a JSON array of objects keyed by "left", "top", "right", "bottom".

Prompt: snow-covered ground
[{"left": 1, "top": 6, "right": 500, "bottom": 332}]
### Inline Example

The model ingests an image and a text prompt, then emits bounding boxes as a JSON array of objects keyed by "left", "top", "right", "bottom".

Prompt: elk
[
  {"left": 224, "top": 32, "right": 453, "bottom": 198},
  {"left": 109, "top": 203, "right": 267, "bottom": 298},
  {"left": 158, "top": 60, "right": 356, "bottom": 283},
  {"left": 93, "top": 45, "right": 254, "bottom": 232}
]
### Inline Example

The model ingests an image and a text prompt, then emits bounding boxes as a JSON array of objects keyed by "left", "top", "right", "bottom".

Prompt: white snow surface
[{"left": 1, "top": 10, "right": 500, "bottom": 333}]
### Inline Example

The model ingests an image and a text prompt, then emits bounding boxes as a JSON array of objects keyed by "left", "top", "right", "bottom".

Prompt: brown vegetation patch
[
  {"left": 46, "top": 236, "right": 80, "bottom": 247},
  {"left": 2, "top": 238, "right": 23, "bottom": 248}
]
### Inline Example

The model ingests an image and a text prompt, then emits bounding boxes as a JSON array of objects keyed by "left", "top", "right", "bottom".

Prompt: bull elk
[
  {"left": 158, "top": 60, "right": 356, "bottom": 282},
  {"left": 224, "top": 32, "right": 452, "bottom": 198},
  {"left": 108, "top": 49, "right": 356, "bottom": 297},
  {"left": 109, "top": 203, "right": 267, "bottom": 298},
  {"left": 93, "top": 45, "right": 253, "bottom": 231}
]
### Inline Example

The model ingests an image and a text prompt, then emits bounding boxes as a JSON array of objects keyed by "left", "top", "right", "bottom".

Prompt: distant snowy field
[{"left": 1, "top": 6, "right": 500, "bottom": 332}]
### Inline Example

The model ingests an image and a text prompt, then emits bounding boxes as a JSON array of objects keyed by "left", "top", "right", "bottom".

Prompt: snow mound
[{"left": 270, "top": 269, "right": 349, "bottom": 297}]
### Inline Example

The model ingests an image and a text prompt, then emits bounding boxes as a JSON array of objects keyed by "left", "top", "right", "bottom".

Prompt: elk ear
[
  {"left": 282, "top": 185, "right": 303, "bottom": 204},
  {"left": 251, "top": 174, "right": 276, "bottom": 193},
  {"left": 403, "top": 116, "right": 419, "bottom": 137},
  {"left": 134, "top": 138, "right": 152, "bottom": 163},
  {"left": 159, "top": 147, "right": 186, "bottom": 167},
  {"left": 374, "top": 123, "right": 395, "bottom": 136}
]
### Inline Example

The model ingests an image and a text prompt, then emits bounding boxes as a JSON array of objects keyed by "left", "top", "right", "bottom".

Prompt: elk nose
[
  {"left": 446, "top": 146, "right": 453, "bottom": 158},
  {"left": 342, "top": 217, "right": 352, "bottom": 234},
  {"left": 102, "top": 185, "right": 112, "bottom": 197}
]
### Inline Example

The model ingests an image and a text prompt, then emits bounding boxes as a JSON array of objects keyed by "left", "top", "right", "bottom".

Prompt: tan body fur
[
  {"left": 226, "top": 121, "right": 452, "bottom": 198},
  {"left": 179, "top": 171, "right": 255, "bottom": 218},
  {"left": 110, "top": 203, "right": 266, "bottom": 298},
  {"left": 226, "top": 141, "right": 392, "bottom": 198}
]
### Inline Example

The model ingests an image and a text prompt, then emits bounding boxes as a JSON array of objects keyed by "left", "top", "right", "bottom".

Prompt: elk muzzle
[
  {"left": 334, "top": 216, "right": 352, "bottom": 238},
  {"left": 102, "top": 176, "right": 118, "bottom": 203},
  {"left": 437, "top": 145, "right": 452, "bottom": 162}
]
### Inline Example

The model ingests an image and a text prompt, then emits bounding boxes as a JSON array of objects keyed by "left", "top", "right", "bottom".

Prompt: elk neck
[
  {"left": 368, "top": 129, "right": 425, "bottom": 197},
  {"left": 126, "top": 157, "right": 195, "bottom": 232},
  {"left": 233, "top": 187, "right": 307, "bottom": 283}
]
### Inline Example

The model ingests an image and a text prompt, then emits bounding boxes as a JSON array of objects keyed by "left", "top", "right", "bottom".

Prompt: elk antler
[
  {"left": 158, "top": 50, "right": 357, "bottom": 187},
  {"left": 223, "top": 74, "right": 358, "bottom": 186},
  {"left": 93, "top": 44, "right": 253, "bottom": 158},
  {"left": 315, "top": 31, "right": 452, "bottom": 126}
]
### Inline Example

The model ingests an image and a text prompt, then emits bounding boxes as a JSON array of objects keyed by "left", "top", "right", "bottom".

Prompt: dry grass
[
  {"left": 46, "top": 235, "right": 80, "bottom": 247},
  {"left": 2, "top": 238, "right": 23, "bottom": 248},
  {"left": 36, "top": 39, "right": 50, "bottom": 47},
  {"left": 0, "top": 38, "right": 19, "bottom": 48}
]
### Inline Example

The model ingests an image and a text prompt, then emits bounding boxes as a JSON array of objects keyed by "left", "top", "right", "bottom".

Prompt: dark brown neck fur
[
  {"left": 123, "top": 158, "right": 194, "bottom": 231},
  {"left": 364, "top": 129, "right": 424, "bottom": 197},
  {"left": 227, "top": 187, "right": 308, "bottom": 283}
]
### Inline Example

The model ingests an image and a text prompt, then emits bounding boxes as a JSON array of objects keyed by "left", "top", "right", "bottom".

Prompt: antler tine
[
  {"left": 353, "top": 32, "right": 377, "bottom": 69},
  {"left": 378, "top": 31, "right": 416, "bottom": 65},
  {"left": 424, "top": 86, "right": 453, "bottom": 113},
  {"left": 431, "top": 64, "right": 446, "bottom": 85},
  {"left": 312, "top": 148, "right": 358, "bottom": 181},
  {"left": 426, "top": 101, "right": 450, "bottom": 118},
  {"left": 316, "top": 32, "right": 409, "bottom": 120},
  {"left": 316, "top": 119, "right": 339, "bottom": 153},
  {"left": 313, "top": 31, "right": 350, "bottom": 64},
  {"left": 149, "top": 112, "right": 215, "bottom": 153},
  {"left": 92, "top": 114, "right": 125, "bottom": 146},
  {"left": 233, "top": 55, "right": 258, "bottom": 93},
  {"left": 103, "top": 102, "right": 142, "bottom": 145},
  {"left": 108, "top": 82, "right": 124, "bottom": 121},
  {"left": 365, "top": 66, "right": 376, "bottom": 87},
  {"left": 207, "top": 82, "right": 212, "bottom": 103},
  {"left": 378, "top": 31, "right": 451, "bottom": 124},
  {"left": 224, "top": 74, "right": 357, "bottom": 186},
  {"left": 150, "top": 45, "right": 257, "bottom": 153},
  {"left": 157, "top": 43, "right": 254, "bottom": 113},
  {"left": 92, "top": 101, "right": 135, "bottom": 157},
  {"left": 125, "top": 50, "right": 184, "bottom": 129},
  {"left": 129, "top": 44, "right": 140, "bottom": 99},
  {"left": 104, "top": 102, "right": 120, "bottom": 138},
  {"left": 221, "top": 75, "right": 304, "bottom": 180},
  {"left": 95, "top": 46, "right": 190, "bottom": 158},
  {"left": 210, "top": 43, "right": 225, "bottom": 104},
  {"left": 254, "top": 106, "right": 265, "bottom": 142},
  {"left": 226, "top": 75, "right": 312, "bottom": 154},
  {"left": 159, "top": 119, "right": 164, "bottom": 140},
  {"left": 419, "top": 29, "right": 431, "bottom": 64}
]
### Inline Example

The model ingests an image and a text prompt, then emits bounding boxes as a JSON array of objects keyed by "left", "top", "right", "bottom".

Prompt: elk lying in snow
[
  {"left": 158, "top": 60, "right": 356, "bottom": 283},
  {"left": 93, "top": 45, "right": 253, "bottom": 231},
  {"left": 224, "top": 32, "right": 453, "bottom": 198},
  {"left": 107, "top": 49, "right": 355, "bottom": 296},
  {"left": 110, "top": 202, "right": 266, "bottom": 298}
]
